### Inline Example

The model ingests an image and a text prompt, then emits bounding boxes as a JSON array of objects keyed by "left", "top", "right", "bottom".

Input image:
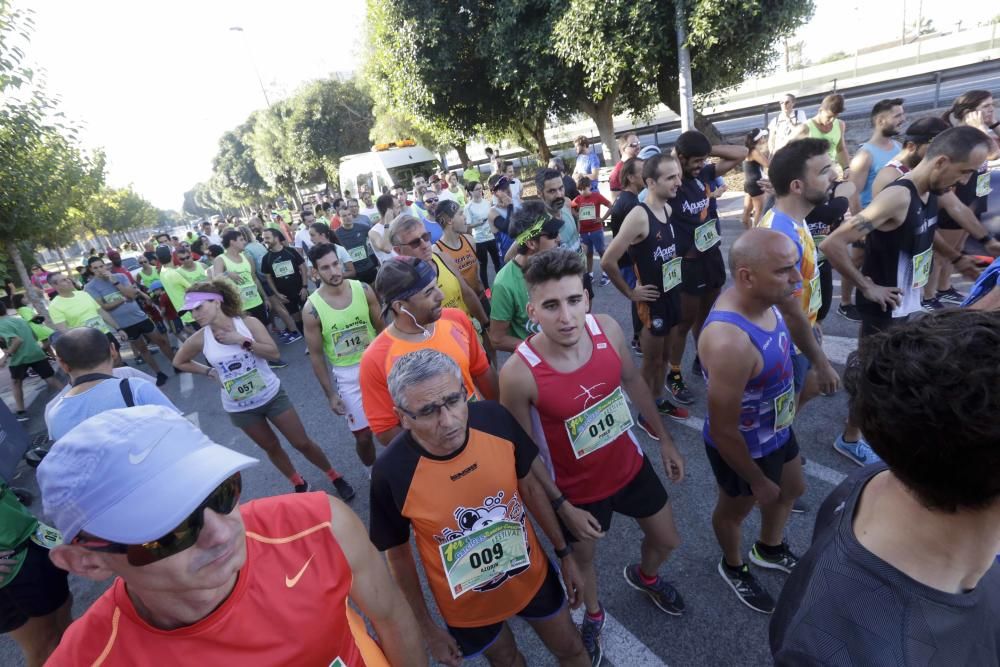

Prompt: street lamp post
[{"left": 229, "top": 26, "right": 271, "bottom": 108}]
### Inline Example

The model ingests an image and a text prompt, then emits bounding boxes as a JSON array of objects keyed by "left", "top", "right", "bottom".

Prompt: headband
[
  {"left": 382, "top": 258, "right": 438, "bottom": 308},
  {"left": 182, "top": 292, "right": 223, "bottom": 311},
  {"left": 515, "top": 215, "right": 551, "bottom": 246}
]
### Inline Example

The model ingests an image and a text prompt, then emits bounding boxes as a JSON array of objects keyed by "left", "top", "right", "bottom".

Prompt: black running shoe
[
  {"left": 156, "top": 372, "right": 168, "bottom": 386},
  {"left": 623, "top": 564, "right": 685, "bottom": 615},
  {"left": 837, "top": 303, "right": 862, "bottom": 322},
  {"left": 580, "top": 608, "right": 604, "bottom": 667},
  {"left": 630, "top": 338, "right": 643, "bottom": 357},
  {"left": 15, "top": 411, "right": 29, "bottom": 423},
  {"left": 666, "top": 371, "right": 694, "bottom": 405},
  {"left": 717, "top": 559, "right": 774, "bottom": 614},
  {"left": 333, "top": 477, "right": 355, "bottom": 501},
  {"left": 921, "top": 297, "right": 944, "bottom": 312},
  {"left": 294, "top": 480, "right": 310, "bottom": 493},
  {"left": 790, "top": 498, "right": 808, "bottom": 514},
  {"left": 936, "top": 287, "right": 966, "bottom": 305},
  {"left": 749, "top": 541, "right": 799, "bottom": 574},
  {"left": 269, "top": 358, "right": 289, "bottom": 369},
  {"left": 655, "top": 397, "right": 690, "bottom": 421}
]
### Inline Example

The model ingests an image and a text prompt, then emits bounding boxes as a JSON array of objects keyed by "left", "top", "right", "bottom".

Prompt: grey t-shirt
[
  {"left": 770, "top": 463, "right": 1000, "bottom": 666},
  {"left": 84, "top": 274, "right": 147, "bottom": 327},
  {"left": 336, "top": 222, "right": 375, "bottom": 273}
]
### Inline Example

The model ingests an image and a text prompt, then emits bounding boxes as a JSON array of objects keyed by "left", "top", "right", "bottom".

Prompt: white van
[{"left": 338, "top": 141, "right": 442, "bottom": 197}]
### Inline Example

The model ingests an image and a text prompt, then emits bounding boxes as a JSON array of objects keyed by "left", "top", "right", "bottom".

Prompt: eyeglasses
[
  {"left": 398, "top": 391, "right": 466, "bottom": 420},
  {"left": 176, "top": 254, "right": 191, "bottom": 261},
  {"left": 400, "top": 232, "right": 432, "bottom": 249},
  {"left": 71, "top": 473, "right": 242, "bottom": 567},
  {"left": 423, "top": 197, "right": 438, "bottom": 203},
  {"left": 138, "top": 260, "right": 148, "bottom": 265},
  {"left": 540, "top": 231, "right": 560, "bottom": 241},
  {"left": 627, "top": 142, "right": 641, "bottom": 148}
]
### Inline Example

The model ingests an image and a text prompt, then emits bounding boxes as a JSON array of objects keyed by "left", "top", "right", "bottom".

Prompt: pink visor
[{"left": 182, "top": 292, "right": 223, "bottom": 311}]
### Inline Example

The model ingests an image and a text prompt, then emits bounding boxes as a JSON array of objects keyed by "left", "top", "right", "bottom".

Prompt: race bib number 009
[
  {"left": 439, "top": 520, "right": 529, "bottom": 599},
  {"left": 694, "top": 219, "right": 721, "bottom": 252},
  {"left": 563, "top": 386, "right": 635, "bottom": 459}
]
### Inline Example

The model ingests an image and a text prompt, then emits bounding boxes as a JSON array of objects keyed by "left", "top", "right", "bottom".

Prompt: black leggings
[
  {"left": 817, "top": 261, "right": 833, "bottom": 322},
  {"left": 476, "top": 240, "right": 502, "bottom": 288}
]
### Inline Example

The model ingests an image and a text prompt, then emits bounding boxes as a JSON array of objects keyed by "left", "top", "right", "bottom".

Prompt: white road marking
[
  {"left": 571, "top": 608, "right": 669, "bottom": 667},
  {"left": 180, "top": 371, "right": 194, "bottom": 396}
]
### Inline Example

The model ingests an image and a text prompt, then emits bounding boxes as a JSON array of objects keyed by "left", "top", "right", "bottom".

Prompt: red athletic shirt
[
  {"left": 46, "top": 493, "right": 389, "bottom": 667},
  {"left": 515, "top": 315, "right": 644, "bottom": 504},
  {"left": 609, "top": 160, "right": 625, "bottom": 191},
  {"left": 571, "top": 192, "right": 611, "bottom": 234}
]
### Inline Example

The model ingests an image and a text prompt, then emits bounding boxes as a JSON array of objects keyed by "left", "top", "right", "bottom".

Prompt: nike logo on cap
[
  {"left": 127, "top": 427, "right": 174, "bottom": 465},
  {"left": 285, "top": 554, "right": 315, "bottom": 588}
]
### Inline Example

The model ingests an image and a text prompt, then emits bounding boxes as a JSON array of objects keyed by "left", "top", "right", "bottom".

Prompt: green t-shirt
[
  {"left": 490, "top": 259, "right": 539, "bottom": 341},
  {"left": 0, "top": 316, "right": 48, "bottom": 366},
  {"left": 48, "top": 292, "right": 110, "bottom": 332},
  {"left": 0, "top": 484, "right": 38, "bottom": 588},
  {"left": 16, "top": 306, "right": 54, "bottom": 342},
  {"left": 136, "top": 267, "right": 160, "bottom": 289},
  {"left": 159, "top": 265, "right": 205, "bottom": 325},
  {"left": 463, "top": 167, "right": 482, "bottom": 184}
]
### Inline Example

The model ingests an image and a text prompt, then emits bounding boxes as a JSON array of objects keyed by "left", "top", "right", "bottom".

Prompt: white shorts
[{"left": 331, "top": 364, "right": 368, "bottom": 432}]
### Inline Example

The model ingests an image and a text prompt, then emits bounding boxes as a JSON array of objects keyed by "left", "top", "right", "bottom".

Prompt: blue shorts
[
  {"left": 581, "top": 230, "right": 606, "bottom": 255},
  {"left": 791, "top": 352, "right": 810, "bottom": 396}
]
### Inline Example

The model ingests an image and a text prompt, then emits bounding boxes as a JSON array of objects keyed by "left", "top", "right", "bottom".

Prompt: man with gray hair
[
  {"left": 39, "top": 405, "right": 424, "bottom": 664},
  {"left": 768, "top": 93, "right": 806, "bottom": 155},
  {"left": 370, "top": 349, "right": 589, "bottom": 667}
]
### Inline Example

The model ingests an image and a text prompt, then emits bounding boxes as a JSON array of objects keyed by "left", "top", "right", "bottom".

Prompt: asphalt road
[{"left": 0, "top": 187, "right": 992, "bottom": 666}]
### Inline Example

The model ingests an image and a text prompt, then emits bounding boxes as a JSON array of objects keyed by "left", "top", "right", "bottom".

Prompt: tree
[
  {"left": 289, "top": 78, "right": 376, "bottom": 183},
  {"left": 212, "top": 121, "right": 266, "bottom": 207}
]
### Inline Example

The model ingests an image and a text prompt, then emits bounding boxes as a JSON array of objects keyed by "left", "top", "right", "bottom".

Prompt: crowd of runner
[{"left": 0, "top": 88, "right": 999, "bottom": 666}]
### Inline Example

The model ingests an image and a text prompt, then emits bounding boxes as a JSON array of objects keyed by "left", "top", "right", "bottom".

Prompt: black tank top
[
  {"left": 857, "top": 179, "right": 937, "bottom": 319},
  {"left": 938, "top": 160, "right": 989, "bottom": 226},
  {"left": 631, "top": 203, "right": 681, "bottom": 302}
]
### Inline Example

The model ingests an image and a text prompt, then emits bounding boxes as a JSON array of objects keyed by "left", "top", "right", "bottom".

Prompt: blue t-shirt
[
  {"left": 84, "top": 275, "right": 147, "bottom": 327},
  {"left": 45, "top": 375, "right": 180, "bottom": 441}
]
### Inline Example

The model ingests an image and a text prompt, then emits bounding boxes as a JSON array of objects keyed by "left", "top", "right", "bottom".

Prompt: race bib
[
  {"left": 103, "top": 291, "right": 124, "bottom": 306},
  {"left": 224, "top": 368, "right": 266, "bottom": 401},
  {"left": 333, "top": 325, "right": 370, "bottom": 358},
  {"left": 807, "top": 273, "right": 822, "bottom": 316},
  {"left": 661, "top": 257, "right": 682, "bottom": 292},
  {"left": 272, "top": 260, "right": 294, "bottom": 278},
  {"left": 694, "top": 219, "right": 721, "bottom": 252},
  {"left": 439, "top": 520, "right": 530, "bottom": 599},
  {"left": 773, "top": 384, "right": 795, "bottom": 431},
  {"left": 240, "top": 283, "right": 259, "bottom": 303},
  {"left": 813, "top": 235, "right": 827, "bottom": 264},
  {"left": 30, "top": 522, "right": 63, "bottom": 550},
  {"left": 976, "top": 172, "right": 992, "bottom": 198},
  {"left": 578, "top": 204, "right": 596, "bottom": 221},
  {"left": 348, "top": 245, "right": 367, "bottom": 262},
  {"left": 472, "top": 223, "right": 493, "bottom": 242},
  {"left": 84, "top": 315, "right": 110, "bottom": 333},
  {"left": 911, "top": 247, "right": 933, "bottom": 289},
  {"left": 563, "top": 386, "right": 635, "bottom": 459}
]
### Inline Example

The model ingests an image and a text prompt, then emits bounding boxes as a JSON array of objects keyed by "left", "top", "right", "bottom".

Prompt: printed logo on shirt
[
  {"left": 285, "top": 554, "right": 315, "bottom": 588},
  {"left": 681, "top": 198, "right": 710, "bottom": 216}
]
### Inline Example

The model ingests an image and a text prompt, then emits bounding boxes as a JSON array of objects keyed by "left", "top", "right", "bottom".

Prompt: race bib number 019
[
  {"left": 439, "top": 520, "right": 529, "bottom": 599},
  {"left": 773, "top": 384, "right": 795, "bottom": 431},
  {"left": 224, "top": 368, "right": 265, "bottom": 401},
  {"left": 333, "top": 325, "right": 370, "bottom": 358},
  {"left": 563, "top": 386, "right": 635, "bottom": 459},
  {"left": 662, "top": 257, "right": 682, "bottom": 292},
  {"left": 911, "top": 247, "right": 933, "bottom": 289},
  {"left": 694, "top": 219, "right": 721, "bottom": 252}
]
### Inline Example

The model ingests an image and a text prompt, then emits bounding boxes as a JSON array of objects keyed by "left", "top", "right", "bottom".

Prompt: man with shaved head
[{"left": 697, "top": 228, "right": 807, "bottom": 615}]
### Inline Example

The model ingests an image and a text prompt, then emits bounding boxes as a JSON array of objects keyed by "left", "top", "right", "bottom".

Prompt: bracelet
[
  {"left": 554, "top": 543, "right": 574, "bottom": 559},
  {"left": 550, "top": 494, "right": 567, "bottom": 512}
]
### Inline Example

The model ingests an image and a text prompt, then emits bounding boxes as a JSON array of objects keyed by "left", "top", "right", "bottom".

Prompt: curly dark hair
[
  {"left": 844, "top": 310, "right": 1000, "bottom": 512},
  {"left": 524, "top": 246, "right": 585, "bottom": 290}
]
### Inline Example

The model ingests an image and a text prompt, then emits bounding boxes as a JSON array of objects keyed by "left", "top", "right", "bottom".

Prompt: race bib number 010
[
  {"left": 563, "top": 386, "right": 635, "bottom": 459},
  {"left": 694, "top": 219, "right": 721, "bottom": 252},
  {"left": 439, "top": 520, "right": 529, "bottom": 599}
]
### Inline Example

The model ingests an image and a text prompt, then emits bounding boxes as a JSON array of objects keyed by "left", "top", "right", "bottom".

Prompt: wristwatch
[
  {"left": 241, "top": 338, "right": 254, "bottom": 351},
  {"left": 978, "top": 233, "right": 993, "bottom": 245},
  {"left": 554, "top": 543, "right": 574, "bottom": 559}
]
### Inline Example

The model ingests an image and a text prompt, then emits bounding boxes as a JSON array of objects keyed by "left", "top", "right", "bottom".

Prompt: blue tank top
[
  {"left": 859, "top": 141, "right": 902, "bottom": 207},
  {"left": 702, "top": 307, "right": 794, "bottom": 458}
]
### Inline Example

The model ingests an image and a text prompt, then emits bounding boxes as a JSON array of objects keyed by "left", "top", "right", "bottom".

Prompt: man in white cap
[{"left": 39, "top": 405, "right": 425, "bottom": 666}]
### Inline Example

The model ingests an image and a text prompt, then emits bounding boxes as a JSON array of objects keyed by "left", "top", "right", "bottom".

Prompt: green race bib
[
  {"left": 29, "top": 522, "right": 63, "bottom": 550},
  {"left": 808, "top": 273, "right": 822, "bottom": 316},
  {"left": 976, "top": 172, "right": 992, "bottom": 198},
  {"left": 347, "top": 245, "right": 367, "bottom": 262},
  {"left": 84, "top": 315, "right": 110, "bottom": 333},
  {"left": 224, "top": 368, "right": 266, "bottom": 401},
  {"left": 272, "top": 260, "right": 294, "bottom": 278},
  {"left": 563, "top": 386, "right": 635, "bottom": 459},
  {"left": 240, "top": 283, "right": 259, "bottom": 304},
  {"left": 662, "top": 257, "right": 682, "bottom": 292},
  {"left": 911, "top": 247, "right": 933, "bottom": 289},
  {"left": 774, "top": 384, "right": 796, "bottom": 431},
  {"left": 333, "top": 325, "right": 371, "bottom": 358},
  {"left": 103, "top": 291, "right": 124, "bottom": 306},
  {"left": 694, "top": 219, "right": 721, "bottom": 252},
  {"left": 438, "top": 520, "right": 530, "bottom": 599},
  {"left": 813, "top": 235, "right": 827, "bottom": 264}
]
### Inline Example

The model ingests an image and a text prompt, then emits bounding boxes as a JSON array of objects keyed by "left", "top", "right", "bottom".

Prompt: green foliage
[
  {"left": 290, "top": 78, "right": 376, "bottom": 182},
  {"left": 212, "top": 120, "right": 266, "bottom": 207}
]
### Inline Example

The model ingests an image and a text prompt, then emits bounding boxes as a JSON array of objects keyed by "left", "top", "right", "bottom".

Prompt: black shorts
[
  {"left": 121, "top": 318, "right": 155, "bottom": 341},
  {"left": 447, "top": 559, "right": 565, "bottom": 657},
  {"left": 636, "top": 292, "right": 680, "bottom": 337},
  {"left": 705, "top": 431, "right": 800, "bottom": 498},
  {"left": 0, "top": 540, "right": 70, "bottom": 633},
  {"left": 246, "top": 303, "right": 270, "bottom": 326},
  {"left": 745, "top": 180, "right": 765, "bottom": 198},
  {"left": 8, "top": 359, "right": 54, "bottom": 381},
  {"left": 355, "top": 265, "right": 379, "bottom": 285},
  {"left": 559, "top": 456, "right": 669, "bottom": 544},
  {"left": 278, "top": 291, "right": 304, "bottom": 316},
  {"left": 680, "top": 247, "right": 726, "bottom": 295}
]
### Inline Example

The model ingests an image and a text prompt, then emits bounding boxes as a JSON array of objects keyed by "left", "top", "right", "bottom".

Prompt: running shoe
[
  {"left": 749, "top": 541, "right": 799, "bottom": 574},
  {"left": 791, "top": 498, "right": 808, "bottom": 514},
  {"left": 636, "top": 414, "right": 660, "bottom": 441},
  {"left": 15, "top": 411, "right": 29, "bottom": 423},
  {"left": 294, "top": 480, "right": 310, "bottom": 493},
  {"left": 717, "top": 560, "right": 774, "bottom": 614},
  {"left": 936, "top": 287, "right": 966, "bottom": 304},
  {"left": 580, "top": 606, "right": 604, "bottom": 667},
  {"left": 666, "top": 371, "right": 694, "bottom": 405},
  {"left": 269, "top": 358, "right": 289, "bottom": 369},
  {"left": 333, "top": 477, "right": 356, "bottom": 501},
  {"left": 25, "top": 368, "right": 39, "bottom": 379},
  {"left": 837, "top": 303, "right": 861, "bottom": 322},
  {"left": 630, "top": 338, "right": 643, "bottom": 357},
  {"left": 691, "top": 355, "right": 702, "bottom": 375},
  {"left": 598, "top": 275, "right": 611, "bottom": 287},
  {"left": 284, "top": 331, "right": 303, "bottom": 344},
  {"left": 156, "top": 372, "right": 169, "bottom": 387},
  {"left": 623, "top": 564, "right": 685, "bottom": 615},
  {"left": 655, "top": 397, "right": 689, "bottom": 421},
  {"left": 921, "top": 297, "right": 944, "bottom": 312},
  {"left": 833, "top": 434, "right": 882, "bottom": 467}
]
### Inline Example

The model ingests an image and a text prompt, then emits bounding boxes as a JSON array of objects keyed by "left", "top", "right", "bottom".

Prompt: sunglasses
[
  {"left": 400, "top": 232, "right": 432, "bottom": 249},
  {"left": 540, "top": 231, "right": 560, "bottom": 240},
  {"left": 627, "top": 142, "right": 641, "bottom": 148},
  {"left": 176, "top": 254, "right": 191, "bottom": 261},
  {"left": 72, "top": 473, "right": 242, "bottom": 567},
  {"left": 423, "top": 197, "right": 438, "bottom": 203},
  {"left": 398, "top": 391, "right": 466, "bottom": 419}
]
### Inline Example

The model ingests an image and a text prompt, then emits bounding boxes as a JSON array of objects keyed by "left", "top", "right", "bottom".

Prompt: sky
[{"left": 21, "top": 0, "right": 997, "bottom": 211}]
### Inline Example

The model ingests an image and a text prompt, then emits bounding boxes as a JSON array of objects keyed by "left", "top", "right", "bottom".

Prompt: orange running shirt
[
  {"left": 46, "top": 494, "right": 389, "bottom": 667},
  {"left": 360, "top": 308, "right": 489, "bottom": 435},
  {"left": 435, "top": 236, "right": 482, "bottom": 295},
  {"left": 370, "top": 401, "right": 548, "bottom": 627}
]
